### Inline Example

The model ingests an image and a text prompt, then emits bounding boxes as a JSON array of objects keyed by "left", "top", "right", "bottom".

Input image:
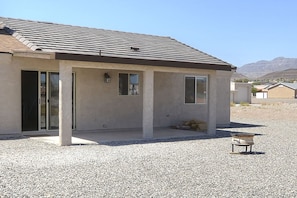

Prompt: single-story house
[
  {"left": 230, "top": 82, "right": 252, "bottom": 104},
  {"left": 267, "top": 82, "right": 297, "bottom": 99},
  {"left": 254, "top": 84, "right": 270, "bottom": 99},
  {"left": 0, "top": 17, "right": 233, "bottom": 145}
]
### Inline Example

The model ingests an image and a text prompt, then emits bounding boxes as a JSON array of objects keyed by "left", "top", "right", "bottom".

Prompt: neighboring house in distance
[
  {"left": 230, "top": 82, "right": 252, "bottom": 104},
  {"left": 254, "top": 84, "right": 270, "bottom": 99},
  {"left": 0, "top": 17, "right": 233, "bottom": 145},
  {"left": 267, "top": 83, "right": 297, "bottom": 99},
  {"left": 255, "top": 91, "right": 268, "bottom": 99}
]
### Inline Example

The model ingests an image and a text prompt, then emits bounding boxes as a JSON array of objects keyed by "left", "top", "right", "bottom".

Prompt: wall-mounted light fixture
[{"left": 104, "top": 72, "right": 111, "bottom": 83}]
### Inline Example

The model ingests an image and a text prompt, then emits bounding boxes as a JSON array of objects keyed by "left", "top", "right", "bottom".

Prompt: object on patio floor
[
  {"left": 230, "top": 132, "right": 255, "bottom": 154},
  {"left": 175, "top": 120, "right": 207, "bottom": 131}
]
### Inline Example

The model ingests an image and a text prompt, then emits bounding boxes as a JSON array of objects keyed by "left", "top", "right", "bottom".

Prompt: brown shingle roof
[{"left": 0, "top": 17, "right": 232, "bottom": 70}]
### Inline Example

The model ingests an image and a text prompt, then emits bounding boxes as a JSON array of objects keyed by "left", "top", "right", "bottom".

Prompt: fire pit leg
[
  {"left": 232, "top": 144, "right": 234, "bottom": 152},
  {"left": 250, "top": 145, "right": 252, "bottom": 152}
]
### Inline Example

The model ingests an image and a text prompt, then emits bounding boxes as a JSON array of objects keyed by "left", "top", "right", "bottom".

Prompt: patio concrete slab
[{"left": 27, "top": 128, "right": 207, "bottom": 145}]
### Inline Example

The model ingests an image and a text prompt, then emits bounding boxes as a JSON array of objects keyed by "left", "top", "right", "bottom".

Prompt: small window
[
  {"left": 185, "top": 76, "right": 207, "bottom": 104},
  {"left": 119, "top": 73, "right": 139, "bottom": 95}
]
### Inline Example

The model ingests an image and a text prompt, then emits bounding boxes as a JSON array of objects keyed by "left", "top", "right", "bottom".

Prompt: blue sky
[{"left": 2, "top": 0, "right": 297, "bottom": 67}]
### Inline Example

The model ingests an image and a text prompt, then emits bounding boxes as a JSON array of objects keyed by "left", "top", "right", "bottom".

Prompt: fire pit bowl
[{"left": 230, "top": 132, "right": 255, "bottom": 154}]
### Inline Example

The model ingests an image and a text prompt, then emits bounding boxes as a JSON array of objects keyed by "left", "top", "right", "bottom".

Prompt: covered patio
[
  {"left": 57, "top": 58, "right": 218, "bottom": 146},
  {"left": 26, "top": 128, "right": 209, "bottom": 145}
]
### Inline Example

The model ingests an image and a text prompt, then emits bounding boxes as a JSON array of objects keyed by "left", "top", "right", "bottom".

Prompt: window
[
  {"left": 119, "top": 73, "right": 139, "bottom": 95},
  {"left": 185, "top": 76, "right": 207, "bottom": 104}
]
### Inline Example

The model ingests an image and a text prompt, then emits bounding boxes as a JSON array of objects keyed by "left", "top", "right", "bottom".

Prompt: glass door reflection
[
  {"left": 39, "top": 72, "right": 74, "bottom": 131},
  {"left": 49, "top": 72, "right": 59, "bottom": 130},
  {"left": 40, "top": 72, "right": 47, "bottom": 129}
]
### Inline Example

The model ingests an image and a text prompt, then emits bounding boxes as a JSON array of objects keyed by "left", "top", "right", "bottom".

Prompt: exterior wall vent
[{"left": 130, "top": 47, "right": 140, "bottom": 51}]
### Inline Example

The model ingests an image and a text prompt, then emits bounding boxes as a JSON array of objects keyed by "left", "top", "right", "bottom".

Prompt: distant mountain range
[
  {"left": 236, "top": 57, "right": 297, "bottom": 80},
  {"left": 258, "top": 69, "right": 297, "bottom": 81}
]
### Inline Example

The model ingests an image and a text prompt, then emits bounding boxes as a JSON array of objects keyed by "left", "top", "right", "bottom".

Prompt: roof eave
[
  {"left": 12, "top": 50, "right": 55, "bottom": 59},
  {"left": 55, "top": 52, "right": 232, "bottom": 71}
]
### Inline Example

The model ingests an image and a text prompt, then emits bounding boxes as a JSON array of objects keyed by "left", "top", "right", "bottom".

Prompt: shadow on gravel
[
  {"left": 230, "top": 151, "right": 266, "bottom": 155},
  {"left": 216, "top": 122, "right": 265, "bottom": 137},
  {"left": 227, "top": 122, "right": 266, "bottom": 129},
  {"left": 0, "top": 135, "right": 27, "bottom": 141},
  {"left": 99, "top": 137, "right": 207, "bottom": 146},
  {"left": 98, "top": 130, "right": 237, "bottom": 146},
  {"left": 98, "top": 130, "right": 265, "bottom": 148}
]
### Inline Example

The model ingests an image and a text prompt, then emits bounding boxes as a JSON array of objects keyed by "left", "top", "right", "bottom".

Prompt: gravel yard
[{"left": 1, "top": 100, "right": 297, "bottom": 197}]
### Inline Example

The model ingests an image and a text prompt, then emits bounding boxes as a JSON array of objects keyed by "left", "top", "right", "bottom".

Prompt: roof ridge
[{"left": 0, "top": 16, "right": 170, "bottom": 40}]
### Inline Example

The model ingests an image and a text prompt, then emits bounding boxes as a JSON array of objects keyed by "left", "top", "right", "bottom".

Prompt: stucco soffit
[{"left": 12, "top": 50, "right": 55, "bottom": 59}]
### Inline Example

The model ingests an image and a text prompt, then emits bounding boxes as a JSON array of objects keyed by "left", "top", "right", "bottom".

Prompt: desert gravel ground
[{"left": 1, "top": 99, "right": 297, "bottom": 197}]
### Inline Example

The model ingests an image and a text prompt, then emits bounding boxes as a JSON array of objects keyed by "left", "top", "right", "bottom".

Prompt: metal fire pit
[{"left": 230, "top": 132, "right": 255, "bottom": 154}]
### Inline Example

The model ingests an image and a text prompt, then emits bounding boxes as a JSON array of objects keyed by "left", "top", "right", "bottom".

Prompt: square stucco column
[
  {"left": 59, "top": 62, "right": 72, "bottom": 146},
  {"left": 143, "top": 69, "right": 154, "bottom": 139},
  {"left": 207, "top": 72, "right": 217, "bottom": 135}
]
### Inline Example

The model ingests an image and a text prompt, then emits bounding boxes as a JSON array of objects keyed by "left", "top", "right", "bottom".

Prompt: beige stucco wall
[
  {"left": 216, "top": 71, "right": 232, "bottom": 126},
  {"left": 75, "top": 70, "right": 209, "bottom": 130},
  {"left": 75, "top": 68, "right": 143, "bottom": 130},
  {"left": 0, "top": 55, "right": 231, "bottom": 134},
  {"left": 0, "top": 55, "right": 59, "bottom": 135},
  {"left": 268, "top": 85, "right": 295, "bottom": 99},
  {"left": 154, "top": 72, "right": 208, "bottom": 128},
  {"left": 230, "top": 82, "right": 252, "bottom": 104},
  {"left": 0, "top": 54, "right": 21, "bottom": 134}
]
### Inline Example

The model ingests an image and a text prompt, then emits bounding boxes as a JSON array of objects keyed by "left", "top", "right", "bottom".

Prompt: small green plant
[
  {"left": 251, "top": 86, "right": 258, "bottom": 96},
  {"left": 240, "top": 102, "right": 250, "bottom": 106},
  {"left": 230, "top": 102, "right": 236, "bottom": 107}
]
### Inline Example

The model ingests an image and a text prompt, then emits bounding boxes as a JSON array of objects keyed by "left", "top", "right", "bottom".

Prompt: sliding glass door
[
  {"left": 21, "top": 71, "right": 39, "bottom": 131},
  {"left": 21, "top": 71, "right": 75, "bottom": 131}
]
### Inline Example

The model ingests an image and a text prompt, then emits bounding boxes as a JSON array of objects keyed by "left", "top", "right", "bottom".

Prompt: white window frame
[
  {"left": 184, "top": 75, "right": 208, "bottom": 104},
  {"left": 118, "top": 72, "right": 140, "bottom": 96}
]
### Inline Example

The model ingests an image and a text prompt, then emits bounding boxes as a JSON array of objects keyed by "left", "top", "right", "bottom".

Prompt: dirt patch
[{"left": 231, "top": 101, "right": 297, "bottom": 121}]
